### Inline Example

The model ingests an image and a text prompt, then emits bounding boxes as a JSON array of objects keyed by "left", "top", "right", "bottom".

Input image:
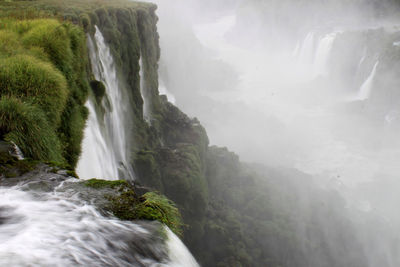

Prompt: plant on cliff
[
  {"left": 135, "top": 192, "right": 183, "bottom": 236},
  {"left": 84, "top": 178, "right": 183, "bottom": 236},
  {"left": 0, "top": 18, "right": 89, "bottom": 165},
  {"left": 0, "top": 97, "right": 63, "bottom": 161}
]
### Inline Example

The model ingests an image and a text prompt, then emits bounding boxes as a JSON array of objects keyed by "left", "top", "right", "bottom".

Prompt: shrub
[
  {"left": 135, "top": 192, "right": 183, "bottom": 236},
  {"left": 21, "top": 19, "right": 73, "bottom": 75},
  {"left": 0, "top": 96, "right": 63, "bottom": 162},
  {"left": 0, "top": 54, "right": 68, "bottom": 126}
]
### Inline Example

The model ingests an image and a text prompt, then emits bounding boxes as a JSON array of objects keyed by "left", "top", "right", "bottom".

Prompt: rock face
[{"left": 2, "top": 1, "right": 394, "bottom": 266}]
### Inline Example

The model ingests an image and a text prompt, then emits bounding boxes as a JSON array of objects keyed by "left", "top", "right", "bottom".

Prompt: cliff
[{"left": 0, "top": 1, "right": 381, "bottom": 266}]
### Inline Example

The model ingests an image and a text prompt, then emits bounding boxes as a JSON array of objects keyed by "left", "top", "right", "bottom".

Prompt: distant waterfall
[
  {"left": 159, "top": 79, "right": 176, "bottom": 104},
  {"left": 295, "top": 32, "right": 315, "bottom": 65},
  {"left": 294, "top": 31, "right": 338, "bottom": 79},
  {"left": 356, "top": 61, "right": 379, "bottom": 100},
  {"left": 139, "top": 57, "right": 151, "bottom": 123},
  {"left": 77, "top": 26, "right": 134, "bottom": 181},
  {"left": 313, "top": 32, "right": 338, "bottom": 77}
]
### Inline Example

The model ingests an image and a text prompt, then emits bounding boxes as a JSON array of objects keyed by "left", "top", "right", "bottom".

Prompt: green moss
[
  {"left": 83, "top": 178, "right": 183, "bottom": 236},
  {"left": 135, "top": 192, "right": 183, "bottom": 237},
  {"left": 134, "top": 150, "right": 162, "bottom": 190},
  {"left": 84, "top": 178, "right": 128, "bottom": 189}
]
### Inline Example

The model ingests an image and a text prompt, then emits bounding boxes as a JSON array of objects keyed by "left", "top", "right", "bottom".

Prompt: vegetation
[
  {"left": 0, "top": 1, "right": 375, "bottom": 266},
  {"left": 135, "top": 192, "right": 183, "bottom": 236},
  {"left": 0, "top": 141, "right": 38, "bottom": 178},
  {"left": 0, "top": 17, "right": 89, "bottom": 166},
  {"left": 83, "top": 178, "right": 183, "bottom": 235},
  {"left": 0, "top": 0, "right": 157, "bottom": 166}
]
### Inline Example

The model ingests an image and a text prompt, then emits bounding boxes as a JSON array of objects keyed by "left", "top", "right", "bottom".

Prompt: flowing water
[
  {"left": 0, "top": 178, "right": 199, "bottom": 266},
  {"left": 140, "top": 57, "right": 151, "bottom": 123},
  {"left": 77, "top": 26, "right": 134, "bottom": 181},
  {"left": 356, "top": 61, "right": 379, "bottom": 100},
  {"left": 312, "top": 32, "right": 338, "bottom": 77},
  {"left": 0, "top": 25, "right": 200, "bottom": 266}
]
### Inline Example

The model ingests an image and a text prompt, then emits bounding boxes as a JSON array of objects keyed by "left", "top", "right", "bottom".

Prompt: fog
[{"left": 144, "top": 0, "right": 400, "bottom": 265}]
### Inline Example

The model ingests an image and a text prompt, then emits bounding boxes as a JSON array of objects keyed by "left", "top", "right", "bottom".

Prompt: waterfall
[
  {"left": 296, "top": 32, "right": 315, "bottom": 65},
  {"left": 313, "top": 32, "right": 338, "bottom": 77},
  {"left": 294, "top": 31, "right": 338, "bottom": 79},
  {"left": 356, "top": 61, "right": 379, "bottom": 100},
  {"left": 0, "top": 179, "right": 199, "bottom": 266},
  {"left": 10, "top": 141, "right": 24, "bottom": 160},
  {"left": 165, "top": 227, "right": 200, "bottom": 267},
  {"left": 71, "top": 26, "right": 199, "bottom": 266},
  {"left": 159, "top": 79, "right": 176, "bottom": 104},
  {"left": 77, "top": 26, "right": 134, "bottom": 181},
  {"left": 1, "top": 25, "right": 200, "bottom": 265},
  {"left": 139, "top": 57, "right": 151, "bottom": 123}
]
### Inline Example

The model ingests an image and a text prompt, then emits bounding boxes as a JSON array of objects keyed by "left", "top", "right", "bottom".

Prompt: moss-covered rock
[{"left": 82, "top": 178, "right": 183, "bottom": 235}]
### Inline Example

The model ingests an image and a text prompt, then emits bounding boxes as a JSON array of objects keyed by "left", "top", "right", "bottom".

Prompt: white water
[
  {"left": 77, "top": 26, "right": 134, "bottom": 181},
  {"left": 10, "top": 141, "right": 24, "bottom": 160},
  {"left": 73, "top": 26, "right": 199, "bottom": 266},
  {"left": 294, "top": 31, "right": 338, "bottom": 79},
  {"left": 165, "top": 228, "right": 200, "bottom": 267},
  {"left": 313, "top": 32, "right": 338, "bottom": 77},
  {"left": 356, "top": 61, "right": 379, "bottom": 100},
  {"left": 159, "top": 79, "right": 176, "bottom": 104},
  {"left": 0, "top": 181, "right": 199, "bottom": 266},
  {"left": 296, "top": 32, "right": 315, "bottom": 65},
  {"left": 140, "top": 57, "right": 151, "bottom": 123}
]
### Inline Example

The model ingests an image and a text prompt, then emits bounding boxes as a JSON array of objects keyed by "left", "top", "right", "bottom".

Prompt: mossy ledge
[{"left": 82, "top": 178, "right": 184, "bottom": 236}]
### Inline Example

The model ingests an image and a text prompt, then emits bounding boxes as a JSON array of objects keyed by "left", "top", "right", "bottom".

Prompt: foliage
[
  {"left": 84, "top": 178, "right": 183, "bottom": 236},
  {"left": 0, "top": 96, "right": 63, "bottom": 161},
  {"left": 0, "top": 54, "right": 68, "bottom": 125},
  {"left": 135, "top": 192, "right": 183, "bottom": 236},
  {"left": 0, "top": 17, "right": 89, "bottom": 166}
]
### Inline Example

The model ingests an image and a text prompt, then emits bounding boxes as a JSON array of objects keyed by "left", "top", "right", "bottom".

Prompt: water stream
[{"left": 77, "top": 26, "right": 134, "bottom": 181}]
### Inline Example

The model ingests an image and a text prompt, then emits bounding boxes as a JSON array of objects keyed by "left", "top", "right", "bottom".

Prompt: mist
[{"left": 144, "top": 0, "right": 400, "bottom": 265}]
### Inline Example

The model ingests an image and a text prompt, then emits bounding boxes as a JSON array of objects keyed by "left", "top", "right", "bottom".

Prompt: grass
[
  {"left": 0, "top": 96, "right": 63, "bottom": 161},
  {"left": 0, "top": 54, "right": 68, "bottom": 125},
  {"left": 136, "top": 192, "right": 183, "bottom": 236},
  {"left": 0, "top": 0, "right": 157, "bottom": 166},
  {"left": 0, "top": 17, "right": 89, "bottom": 165}
]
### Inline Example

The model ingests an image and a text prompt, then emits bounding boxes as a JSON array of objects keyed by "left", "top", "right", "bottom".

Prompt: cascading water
[
  {"left": 158, "top": 79, "right": 176, "bottom": 104},
  {"left": 77, "top": 26, "right": 134, "bottom": 181},
  {"left": 0, "top": 175, "right": 199, "bottom": 266},
  {"left": 0, "top": 25, "right": 200, "bottom": 266},
  {"left": 356, "top": 61, "right": 379, "bottom": 100},
  {"left": 139, "top": 57, "right": 151, "bottom": 123},
  {"left": 294, "top": 31, "right": 338, "bottom": 79},
  {"left": 296, "top": 32, "right": 315, "bottom": 65},
  {"left": 313, "top": 32, "right": 338, "bottom": 77}
]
